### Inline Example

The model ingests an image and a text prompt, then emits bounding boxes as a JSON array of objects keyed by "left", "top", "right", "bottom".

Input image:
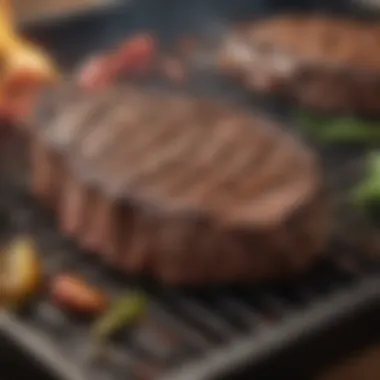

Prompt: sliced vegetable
[
  {"left": 352, "top": 152, "right": 380, "bottom": 208},
  {"left": 297, "top": 112, "right": 380, "bottom": 144},
  {"left": 51, "top": 274, "right": 109, "bottom": 316},
  {"left": 1, "top": 236, "right": 43, "bottom": 309},
  {"left": 92, "top": 293, "right": 148, "bottom": 343}
]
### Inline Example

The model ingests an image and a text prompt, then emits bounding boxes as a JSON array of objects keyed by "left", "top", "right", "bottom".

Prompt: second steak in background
[{"left": 218, "top": 16, "right": 380, "bottom": 116}]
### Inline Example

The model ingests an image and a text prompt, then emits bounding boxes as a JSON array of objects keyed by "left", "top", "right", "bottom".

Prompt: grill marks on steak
[
  {"left": 219, "top": 16, "right": 380, "bottom": 115},
  {"left": 29, "top": 84, "right": 329, "bottom": 284},
  {"left": 30, "top": 138, "right": 63, "bottom": 209}
]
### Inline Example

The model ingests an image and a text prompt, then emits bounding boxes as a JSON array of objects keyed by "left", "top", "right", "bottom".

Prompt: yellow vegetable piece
[
  {"left": 2, "top": 236, "right": 43, "bottom": 309},
  {"left": 0, "top": 0, "right": 59, "bottom": 104},
  {"left": 0, "top": 0, "right": 16, "bottom": 46},
  {"left": 4, "top": 41, "right": 59, "bottom": 82}
]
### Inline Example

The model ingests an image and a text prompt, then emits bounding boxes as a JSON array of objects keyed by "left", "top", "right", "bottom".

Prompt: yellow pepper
[
  {"left": 0, "top": 1, "right": 59, "bottom": 112},
  {"left": 0, "top": 236, "right": 43, "bottom": 310}
]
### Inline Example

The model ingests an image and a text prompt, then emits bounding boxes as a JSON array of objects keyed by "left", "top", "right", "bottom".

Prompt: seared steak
[
  {"left": 219, "top": 16, "right": 380, "bottom": 116},
  {"left": 28, "top": 84, "right": 329, "bottom": 285}
]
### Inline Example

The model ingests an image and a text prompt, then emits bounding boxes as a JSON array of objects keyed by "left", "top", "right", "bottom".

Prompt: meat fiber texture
[
  {"left": 219, "top": 16, "right": 380, "bottom": 116},
  {"left": 27, "top": 84, "right": 330, "bottom": 285}
]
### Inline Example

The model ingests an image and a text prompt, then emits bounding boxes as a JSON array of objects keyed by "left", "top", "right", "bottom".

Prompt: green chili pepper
[
  {"left": 352, "top": 152, "right": 380, "bottom": 209},
  {"left": 297, "top": 112, "right": 380, "bottom": 143},
  {"left": 92, "top": 293, "right": 148, "bottom": 343}
]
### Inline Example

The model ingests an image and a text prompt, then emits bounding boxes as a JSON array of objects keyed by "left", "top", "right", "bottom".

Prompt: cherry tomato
[
  {"left": 77, "top": 34, "right": 158, "bottom": 92},
  {"left": 51, "top": 274, "right": 109, "bottom": 316},
  {"left": 111, "top": 34, "right": 158, "bottom": 77}
]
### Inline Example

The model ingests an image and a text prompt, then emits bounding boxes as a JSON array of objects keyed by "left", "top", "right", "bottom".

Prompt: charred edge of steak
[
  {"left": 29, "top": 139, "right": 330, "bottom": 285},
  {"left": 65, "top": 178, "right": 328, "bottom": 285}
]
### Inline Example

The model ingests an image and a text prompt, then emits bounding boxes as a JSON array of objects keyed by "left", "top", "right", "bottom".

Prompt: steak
[
  {"left": 219, "top": 16, "right": 380, "bottom": 116},
  {"left": 27, "top": 84, "right": 330, "bottom": 285}
]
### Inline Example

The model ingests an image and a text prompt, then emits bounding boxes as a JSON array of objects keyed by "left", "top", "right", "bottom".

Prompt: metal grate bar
[
  {"left": 204, "top": 295, "right": 263, "bottom": 330},
  {"left": 158, "top": 292, "right": 240, "bottom": 341},
  {"left": 148, "top": 299, "right": 214, "bottom": 350}
]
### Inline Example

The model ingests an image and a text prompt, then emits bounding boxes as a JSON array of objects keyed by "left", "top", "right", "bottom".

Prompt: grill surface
[
  {"left": 2, "top": 2, "right": 380, "bottom": 380},
  {"left": 0, "top": 190, "right": 380, "bottom": 380}
]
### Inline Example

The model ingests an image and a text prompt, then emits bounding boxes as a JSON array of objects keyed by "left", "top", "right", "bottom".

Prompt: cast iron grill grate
[{"left": 1, "top": 186, "right": 380, "bottom": 380}]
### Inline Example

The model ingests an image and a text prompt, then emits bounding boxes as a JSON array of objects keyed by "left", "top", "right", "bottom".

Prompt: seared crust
[
  {"left": 29, "top": 84, "right": 330, "bottom": 284},
  {"left": 219, "top": 16, "right": 380, "bottom": 116}
]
